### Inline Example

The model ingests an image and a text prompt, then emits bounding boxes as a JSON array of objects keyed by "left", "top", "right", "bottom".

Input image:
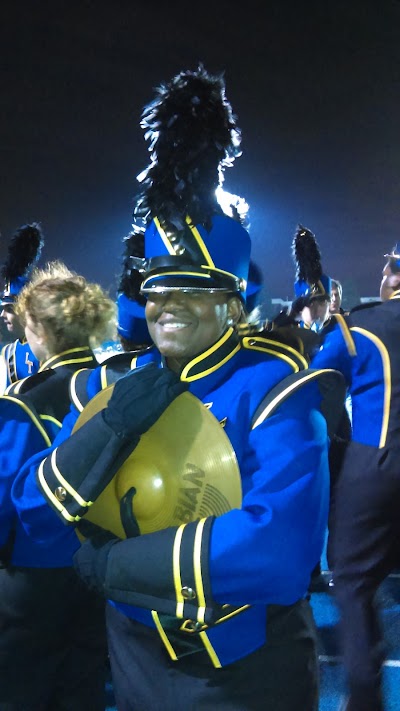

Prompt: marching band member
[
  {"left": 0, "top": 222, "right": 44, "bottom": 392},
  {"left": 0, "top": 261, "right": 116, "bottom": 710},
  {"left": 311, "top": 244, "right": 400, "bottom": 711},
  {"left": 12, "top": 66, "right": 345, "bottom": 711}
]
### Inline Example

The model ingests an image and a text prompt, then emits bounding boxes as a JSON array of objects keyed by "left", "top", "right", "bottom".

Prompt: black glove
[
  {"left": 73, "top": 522, "right": 120, "bottom": 595},
  {"left": 102, "top": 362, "right": 188, "bottom": 438}
]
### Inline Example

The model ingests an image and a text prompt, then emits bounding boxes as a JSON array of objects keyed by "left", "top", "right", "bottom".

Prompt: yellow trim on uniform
[
  {"left": 100, "top": 364, "right": 108, "bottom": 390},
  {"left": 242, "top": 336, "right": 309, "bottom": 370},
  {"left": 199, "top": 631, "right": 222, "bottom": 668},
  {"left": 351, "top": 327, "right": 391, "bottom": 447},
  {"left": 173, "top": 524, "right": 186, "bottom": 618},
  {"left": 180, "top": 328, "right": 239, "bottom": 382},
  {"left": 36, "top": 459, "right": 80, "bottom": 522},
  {"left": 143, "top": 270, "right": 213, "bottom": 285},
  {"left": 143, "top": 266, "right": 242, "bottom": 285},
  {"left": 244, "top": 342, "right": 302, "bottom": 373},
  {"left": 6, "top": 375, "right": 29, "bottom": 394},
  {"left": 0, "top": 395, "right": 52, "bottom": 446},
  {"left": 335, "top": 314, "right": 356, "bottom": 356},
  {"left": 185, "top": 344, "right": 241, "bottom": 382},
  {"left": 214, "top": 604, "right": 251, "bottom": 624},
  {"left": 149, "top": 216, "right": 241, "bottom": 286},
  {"left": 40, "top": 414, "right": 62, "bottom": 427},
  {"left": 185, "top": 215, "right": 215, "bottom": 268},
  {"left": 154, "top": 216, "right": 176, "bottom": 255},
  {"left": 57, "top": 356, "right": 93, "bottom": 368},
  {"left": 5, "top": 342, "right": 16, "bottom": 383},
  {"left": 69, "top": 369, "right": 87, "bottom": 412},
  {"left": 39, "top": 356, "right": 93, "bottom": 372},
  {"left": 193, "top": 518, "right": 207, "bottom": 624},
  {"left": 172, "top": 603, "right": 252, "bottom": 666},
  {"left": 39, "top": 347, "right": 93, "bottom": 370},
  {"left": 252, "top": 368, "right": 335, "bottom": 429},
  {"left": 49, "top": 448, "right": 93, "bottom": 508},
  {"left": 151, "top": 612, "right": 178, "bottom": 660}
]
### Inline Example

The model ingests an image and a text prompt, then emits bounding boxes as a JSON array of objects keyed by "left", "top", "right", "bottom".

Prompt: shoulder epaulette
[
  {"left": 98, "top": 351, "right": 145, "bottom": 388},
  {"left": 70, "top": 351, "right": 144, "bottom": 412},
  {"left": 69, "top": 369, "right": 95, "bottom": 412},
  {"left": 5, "top": 368, "right": 78, "bottom": 426},
  {"left": 241, "top": 334, "right": 308, "bottom": 372},
  {"left": 0, "top": 368, "right": 81, "bottom": 445},
  {"left": 5, "top": 369, "right": 54, "bottom": 396},
  {"left": 251, "top": 367, "right": 346, "bottom": 439}
]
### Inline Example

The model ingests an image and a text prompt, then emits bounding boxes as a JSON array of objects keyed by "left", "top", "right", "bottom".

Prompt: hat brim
[
  {"left": 0, "top": 296, "right": 15, "bottom": 307},
  {"left": 140, "top": 262, "right": 243, "bottom": 295}
]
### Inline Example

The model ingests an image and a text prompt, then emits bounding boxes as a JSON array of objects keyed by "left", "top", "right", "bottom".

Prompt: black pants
[
  {"left": 0, "top": 566, "right": 108, "bottom": 710},
  {"left": 330, "top": 441, "right": 400, "bottom": 711},
  {"left": 106, "top": 598, "right": 319, "bottom": 711}
]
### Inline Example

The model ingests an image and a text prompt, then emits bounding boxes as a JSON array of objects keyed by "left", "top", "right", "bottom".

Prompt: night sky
[{"left": 1, "top": 1, "right": 399, "bottom": 313}]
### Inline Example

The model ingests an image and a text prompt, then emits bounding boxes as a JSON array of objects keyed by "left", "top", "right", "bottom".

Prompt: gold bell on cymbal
[{"left": 72, "top": 386, "right": 242, "bottom": 538}]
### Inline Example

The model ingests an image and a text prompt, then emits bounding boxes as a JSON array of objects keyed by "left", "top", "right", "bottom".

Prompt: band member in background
[
  {"left": 270, "top": 224, "right": 352, "bottom": 592},
  {"left": 290, "top": 224, "right": 332, "bottom": 334},
  {"left": 311, "top": 244, "right": 400, "bottom": 711},
  {"left": 0, "top": 261, "right": 116, "bottom": 710},
  {"left": 330, "top": 278, "right": 346, "bottom": 315},
  {"left": 268, "top": 224, "right": 333, "bottom": 360},
  {"left": 0, "top": 223, "right": 44, "bottom": 392}
]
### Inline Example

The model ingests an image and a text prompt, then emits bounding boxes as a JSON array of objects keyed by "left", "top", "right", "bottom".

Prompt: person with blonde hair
[
  {"left": 15, "top": 259, "right": 117, "bottom": 366},
  {"left": 0, "top": 260, "right": 116, "bottom": 711}
]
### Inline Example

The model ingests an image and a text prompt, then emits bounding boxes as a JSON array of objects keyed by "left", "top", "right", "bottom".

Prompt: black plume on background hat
[
  {"left": 1, "top": 223, "right": 44, "bottom": 305},
  {"left": 292, "top": 224, "right": 331, "bottom": 304}
]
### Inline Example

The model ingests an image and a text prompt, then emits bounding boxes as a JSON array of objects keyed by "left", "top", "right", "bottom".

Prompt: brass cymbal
[{"left": 73, "top": 386, "right": 242, "bottom": 538}]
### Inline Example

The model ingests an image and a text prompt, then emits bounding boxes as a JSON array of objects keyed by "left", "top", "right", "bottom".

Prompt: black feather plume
[
  {"left": 118, "top": 227, "right": 146, "bottom": 306},
  {"left": 1, "top": 223, "right": 44, "bottom": 282},
  {"left": 133, "top": 64, "right": 242, "bottom": 232},
  {"left": 292, "top": 224, "right": 322, "bottom": 284}
]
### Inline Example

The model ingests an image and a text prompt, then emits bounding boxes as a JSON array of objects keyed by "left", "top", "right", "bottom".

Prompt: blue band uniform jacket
[
  {"left": 12, "top": 328, "right": 344, "bottom": 667},
  {"left": 0, "top": 339, "right": 39, "bottom": 393},
  {"left": 0, "top": 347, "right": 97, "bottom": 563},
  {"left": 311, "top": 291, "right": 400, "bottom": 448}
]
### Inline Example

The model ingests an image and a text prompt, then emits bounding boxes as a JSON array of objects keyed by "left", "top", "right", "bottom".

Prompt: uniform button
[
  {"left": 54, "top": 486, "right": 67, "bottom": 502},
  {"left": 181, "top": 586, "right": 196, "bottom": 600},
  {"left": 184, "top": 620, "right": 203, "bottom": 632}
]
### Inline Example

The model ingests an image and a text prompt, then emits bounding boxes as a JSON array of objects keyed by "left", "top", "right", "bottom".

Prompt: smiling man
[
  {"left": 145, "top": 290, "right": 241, "bottom": 369},
  {"left": 11, "top": 66, "right": 345, "bottom": 711}
]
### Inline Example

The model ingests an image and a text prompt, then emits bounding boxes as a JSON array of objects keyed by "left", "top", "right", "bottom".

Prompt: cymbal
[{"left": 73, "top": 386, "right": 242, "bottom": 538}]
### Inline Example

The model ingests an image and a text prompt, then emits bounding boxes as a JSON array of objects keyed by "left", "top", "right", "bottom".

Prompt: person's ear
[{"left": 227, "top": 297, "right": 242, "bottom": 325}]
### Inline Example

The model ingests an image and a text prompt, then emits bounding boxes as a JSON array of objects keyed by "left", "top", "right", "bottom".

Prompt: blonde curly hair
[{"left": 15, "top": 261, "right": 116, "bottom": 354}]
